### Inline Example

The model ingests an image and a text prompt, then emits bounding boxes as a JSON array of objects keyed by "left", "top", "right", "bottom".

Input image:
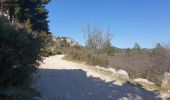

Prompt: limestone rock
[
  {"left": 95, "top": 66, "right": 116, "bottom": 74},
  {"left": 134, "top": 78, "right": 154, "bottom": 84},
  {"left": 108, "top": 68, "right": 116, "bottom": 74},
  {"left": 114, "top": 69, "right": 129, "bottom": 79}
]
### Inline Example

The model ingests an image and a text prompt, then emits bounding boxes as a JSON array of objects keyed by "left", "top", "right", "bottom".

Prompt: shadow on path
[{"left": 34, "top": 68, "right": 163, "bottom": 100}]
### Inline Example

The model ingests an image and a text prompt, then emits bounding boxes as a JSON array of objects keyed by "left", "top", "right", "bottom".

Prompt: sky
[{"left": 46, "top": 0, "right": 170, "bottom": 48}]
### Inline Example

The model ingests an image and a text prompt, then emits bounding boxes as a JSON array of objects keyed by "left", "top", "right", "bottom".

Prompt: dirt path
[{"left": 34, "top": 55, "right": 166, "bottom": 100}]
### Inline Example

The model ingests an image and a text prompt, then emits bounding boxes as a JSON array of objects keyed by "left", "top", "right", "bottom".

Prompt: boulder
[
  {"left": 95, "top": 65, "right": 101, "bottom": 69},
  {"left": 134, "top": 78, "right": 154, "bottom": 84},
  {"left": 107, "top": 68, "right": 116, "bottom": 74},
  {"left": 114, "top": 69, "right": 129, "bottom": 79},
  {"left": 161, "top": 72, "right": 170, "bottom": 88}
]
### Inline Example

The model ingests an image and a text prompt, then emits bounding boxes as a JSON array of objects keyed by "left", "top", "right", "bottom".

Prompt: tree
[
  {"left": 133, "top": 42, "right": 141, "bottom": 49},
  {"left": 156, "top": 43, "right": 162, "bottom": 49},
  {"left": 0, "top": 0, "right": 50, "bottom": 33},
  {"left": 83, "top": 23, "right": 112, "bottom": 50},
  {"left": 0, "top": 0, "right": 18, "bottom": 22},
  {"left": 0, "top": 16, "right": 42, "bottom": 89},
  {"left": 133, "top": 42, "right": 141, "bottom": 54}
]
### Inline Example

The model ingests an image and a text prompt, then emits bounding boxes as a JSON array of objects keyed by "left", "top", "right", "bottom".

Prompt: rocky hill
[{"left": 52, "top": 36, "right": 79, "bottom": 47}]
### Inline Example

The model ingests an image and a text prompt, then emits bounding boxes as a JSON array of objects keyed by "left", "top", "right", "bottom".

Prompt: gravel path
[{"left": 33, "top": 55, "right": 166, "bottom": 100}]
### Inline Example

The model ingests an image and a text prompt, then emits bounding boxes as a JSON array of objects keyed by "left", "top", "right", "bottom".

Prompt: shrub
[
  {"left": 109, "top": 43, "right": 170, "bottom": 85},
  {"left": 0, "top": 17, "right": 42, "bottom": 89},
  {"left": 109, "top": 54, "right": 151, "bottom": 79},
  {"left": 41, "top": 47, "right": 55, "bottom": 57},
  {"left": 147, "top": 43, "right": 170, "bottom": 84},
  {"left": 66, "top": 23, "right": 111, "bottom": 67},
  {"left": 85, "top": 51, "right": 109, "bottom": 67},
  {"left": 66, "top": 48, "right": 109, "bottom": 67}
]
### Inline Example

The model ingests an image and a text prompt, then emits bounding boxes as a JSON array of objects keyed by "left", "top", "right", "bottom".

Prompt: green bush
[
  {"left": 41, "top": 47, "right": 55, "bottom": 57},
  {"left": 0, "top": 17, "right": 41, "bottom": 89}
]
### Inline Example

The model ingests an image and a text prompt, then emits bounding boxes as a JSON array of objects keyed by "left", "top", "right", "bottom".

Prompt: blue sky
[{"left": 46, "top": 0, "right": 170, "bottom": 48}]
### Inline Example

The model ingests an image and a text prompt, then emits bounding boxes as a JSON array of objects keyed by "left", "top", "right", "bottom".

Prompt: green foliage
[
  {"left": 24, "top": 18, "right": 32, "bottom": 33},
  {"left": 133, "top": 42, "right": 141, "bottom": 54},
  {"left": 133, "top": 42, "right": 141, "bottom": 49},
  {"left": 0, "top": 0, "right": 50, "bottom": 99},
  {"left": 41, "top": 47, "right": 55, "bottom": 57},
  {"left": 2, "top": 0, "right": 50, "bottom": 33},
  {"left": 90, "top": 54, "right": 109, "bottom": 67},
  {"left": 103, "top": 46, "right": 117, "bottom": 55},
  {"left": 66, "top": 48, "right": 109, "bottom": 67},
  {"left": 0, "top": 17, "right": 42, "bottom": 89}
]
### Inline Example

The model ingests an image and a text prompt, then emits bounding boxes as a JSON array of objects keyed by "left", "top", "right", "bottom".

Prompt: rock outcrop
[{"left": 52, "top": 36, "right": 79, "bottom": 47}]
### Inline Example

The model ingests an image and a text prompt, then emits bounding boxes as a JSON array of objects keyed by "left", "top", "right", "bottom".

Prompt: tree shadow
[{"left": 34, "top": 68, "right": 164, "bottom": 100}]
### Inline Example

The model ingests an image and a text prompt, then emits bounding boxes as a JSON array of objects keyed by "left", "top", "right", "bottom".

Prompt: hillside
[{"left": 52, "top": 36, "right": 79, "bottom": 47}]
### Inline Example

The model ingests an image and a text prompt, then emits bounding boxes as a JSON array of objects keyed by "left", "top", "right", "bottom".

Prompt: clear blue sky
[{"left": 46, "top": 0, "right": 170, "bottom": 48}]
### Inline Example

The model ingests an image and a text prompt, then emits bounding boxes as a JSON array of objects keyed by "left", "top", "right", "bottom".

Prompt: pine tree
[{"left": 1, "top": 0, "right": 50, "bottom": 33}]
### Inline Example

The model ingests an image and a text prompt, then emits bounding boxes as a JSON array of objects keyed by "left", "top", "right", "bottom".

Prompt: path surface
[{"left": 34, "top": 55, "right": 166, "bottom": 100}]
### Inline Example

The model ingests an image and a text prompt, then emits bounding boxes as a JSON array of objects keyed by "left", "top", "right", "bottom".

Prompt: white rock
[
  {"left": 95, "top": 66, "right": 107, "bottom": 71},
  {"left": 134, "top": 78, "right": 154, "bottom": 84},
  {"left": 113, "top": 81, "right": 123, "bottom": 86},
  {"left": 115, "top": 69, "right": 129, "bottom": 79},
  {"left": 108, "top": 68, "right": 116, "bottom": 73},
  {"left": 95, "top": 66, "right": 101, "bottom": 69},
  {"left": 95, "top": 66, "right": 116, "bottom": 74}
]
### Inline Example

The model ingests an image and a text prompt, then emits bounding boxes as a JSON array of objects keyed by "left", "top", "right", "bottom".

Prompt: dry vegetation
[{"left": 65, "top": 24, "right": 170, "bottom": 85}]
